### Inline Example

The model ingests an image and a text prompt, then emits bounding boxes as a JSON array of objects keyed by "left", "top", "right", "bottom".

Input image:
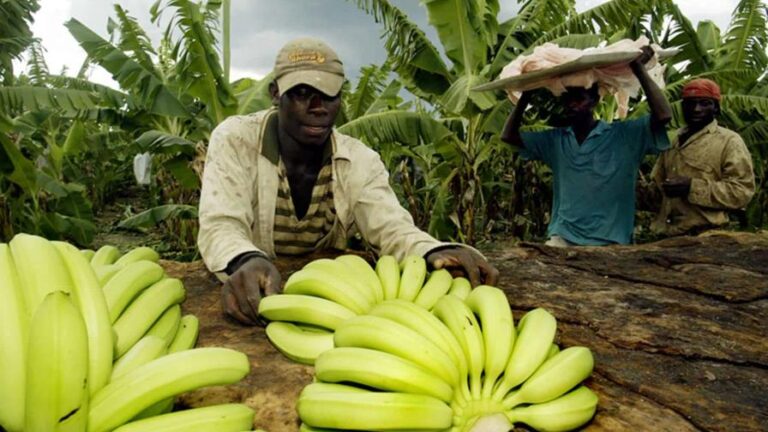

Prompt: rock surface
[{"left": 162, "top": 231, "right": 767, "bottom": 432}]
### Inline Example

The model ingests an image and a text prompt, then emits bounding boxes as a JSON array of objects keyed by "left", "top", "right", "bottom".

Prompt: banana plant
[
  {"left": 0, "top": 0, "right": 39, "bottom": 84},
  {"left": 59, "top": 1, "right": 270, "bottom": 251},
  {"left": 347, "top": 0, "right": 676, "bottom": 242}
]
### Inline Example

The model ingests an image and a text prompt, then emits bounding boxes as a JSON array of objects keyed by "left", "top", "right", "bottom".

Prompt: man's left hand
[
  {"left": 662, "top": 176, "right": 692, "bottom": 198},
  {"left": 630, "top": 45, "right": 655, "bottom": 69},
  {"left": 425, "top": 247, "right": 499, "bottom": 287}
]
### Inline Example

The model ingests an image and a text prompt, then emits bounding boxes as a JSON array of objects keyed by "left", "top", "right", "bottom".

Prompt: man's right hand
[{"left": 221, "top": 256, "right": 282, "bottom": 325}]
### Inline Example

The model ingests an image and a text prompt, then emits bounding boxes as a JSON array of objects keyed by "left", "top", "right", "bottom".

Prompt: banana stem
[
  {"left": 470, "top": 374, "right": 483, "bottom": 400},
  {"left": 501, "top": 390, "right": 521, "bottom": 411},
  {"left": 492, "top": 379, "right": 512, "bottom": 402},
  {"left": 466, "top": 413, "right": 513, "bottom": 432},
  {"left": 481, "top": 374, "right": 497, "bottom": 399}
]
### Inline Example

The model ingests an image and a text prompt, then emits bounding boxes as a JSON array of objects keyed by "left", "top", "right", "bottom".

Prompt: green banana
[
  {"left": 433, "top": 295, "right": 485, "bottom": 399},
  {"left": 88, "top": 347, "right": 250, "bottom": 432},
  {"left": 113, "top": 278, "right": 186, "bottom": 357},
  {"left": 299, "top": 382, "right": 369, "bottom": 397},
  {"left": 103, "top": 260, "right": 165, "bottom": 323},
  {"left": 493, "top": 307, "right": 557, "bottom": 401},
  {"left": 298, "top": 389, "right": 453, "bottom": 430},
  {"left": 110, "top": 335, "right": 168, "bottom": 381},
  {"left": 94, "top": 264, "right": 123, "bottom": 286},
  {"left": 113, "top": 246, "right": 160, "bottom": 266},
  {"left": 375, "top": 255, "right": 400, "bottom": 300},
  {"left": 367, "top": 299, "right": 468, "bottom": 388},
  {"left": 397, "top": 255, "right": 427, "bottom": 301},
  {"left": 283, "top": 268, "right": 371, "bottom": 314},
  {"left": 465, "top": 285, "right": 514, "bottom": 399},
  {"left": 90, "top": 244, "right": 121, "bottom": 266},
  {"left": 265, "top": 321, "right": 335, "bottom": 364},
  {"left": 413, "top": 268, "right": 453, "bottom": 310},
  {"left": 258, "top": 294, "right": 357, "bottom": 330},
  {"left": 130, "top": 397, "right": 175, "bottom": 421},
  {"left": 10, "top": 233, "right": 74, "bottom": 316},
  {"left": 503, "top": 346, "right": 594, "bottom": 409},
  {"left": 334, "top": 315, "right": 459, "bottom": 388},
  {"left": 80, "top": 248, "right": 96, "bottom": 261},
  {"left": 303, "top": 258, "right": 377, "bottom": 306},
  {"left": 0, "top": 244, "right": 27, "bottom": 432},
  {"left": 24, "top": 291, "right": 89, "bottom": 432},
  {"left": 111, "top": 403, "right": 255, "bottom": 432},
  {"left": 315, "top": 347, "right": 454, "bottom": 402},
  {"left": 506, "top": 386, "right": 598, "bottom": 432},
  {"left": 448, "top": 277, "right": 472, "bottom": 300},
  {"left": 548, "top": 343, "right": 561, "bottom": 359},
  {"left": 334, "top": 254, "right": 384, "bottom": 303},
  {"left": 168, "top": 314, "right": 200, "bottom": 353},
  {"left": 146, "top": 304, "right": 182, "bottom": 347},
  {"left": 53, "top": 241, "right": 115, "bottom": 395}
]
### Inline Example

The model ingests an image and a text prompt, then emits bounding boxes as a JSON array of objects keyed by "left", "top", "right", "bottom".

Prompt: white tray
[{"left": 472, "top": 51, "right": 641, "bottom": 92}]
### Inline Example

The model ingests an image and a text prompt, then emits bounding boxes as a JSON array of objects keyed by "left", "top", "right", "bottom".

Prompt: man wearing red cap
[
  {"left": 198, "top": 38, "right": 498, "bottom": 324},
  {"left": 651, "top": 78, "right": 755, "bottom": 235}
]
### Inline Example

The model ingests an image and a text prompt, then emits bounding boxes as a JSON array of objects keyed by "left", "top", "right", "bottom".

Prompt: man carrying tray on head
[{"left": 500, "top": 46, "right": 673, "bottom": 247}]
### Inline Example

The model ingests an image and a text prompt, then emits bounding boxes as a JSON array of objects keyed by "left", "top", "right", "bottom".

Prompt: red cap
[{"left": 682, "top": 78, "right": 721, "bottom": 101}]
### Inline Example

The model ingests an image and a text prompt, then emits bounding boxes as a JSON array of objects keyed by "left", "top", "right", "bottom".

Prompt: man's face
[
  {"left": 560, "top": 86, "right": 599, "bottom": 121},
  {"left": 275, "top": 84, "right": 342, "bottom": 147},
  {"left": 682, "top": 97, "right": 718, "bottom": 128}
]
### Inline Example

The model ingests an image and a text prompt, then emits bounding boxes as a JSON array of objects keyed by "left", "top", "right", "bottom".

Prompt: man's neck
[
  {"left": 277, "top": 128, "right": 325, "bottom": 169},
  {"left": 570, "top": 116, "right": 598, "bottom": 145},
  {"left": 680, "top": 120, "right": 713, "bottom": 145}
]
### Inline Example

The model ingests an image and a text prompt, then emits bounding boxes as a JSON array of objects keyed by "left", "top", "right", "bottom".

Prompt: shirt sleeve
[
  {"left": 687, "top": 134, "right": 756, "bottom": 210},
  {"left": 197, "top": 120, "right": 266, "bottom": 273},
  {"left": 519, "top": 129, "right": 555, "bottom": 164},
  {"left": 349, "top": 149, "right": 446, "bottom": 261}
]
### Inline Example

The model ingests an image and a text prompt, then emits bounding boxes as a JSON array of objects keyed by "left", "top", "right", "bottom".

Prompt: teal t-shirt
[{"left": 521, "top": 115, "right": 669, "bottom": 245}]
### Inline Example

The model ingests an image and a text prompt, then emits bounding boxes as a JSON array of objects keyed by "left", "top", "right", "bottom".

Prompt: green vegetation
[{"left": 1, "top": 0, "right": 766, "bottom": 257}]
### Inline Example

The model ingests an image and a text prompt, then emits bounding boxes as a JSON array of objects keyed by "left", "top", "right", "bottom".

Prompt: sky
[{"left": 22, "top": 0, "right": 744, "bottom": 88}]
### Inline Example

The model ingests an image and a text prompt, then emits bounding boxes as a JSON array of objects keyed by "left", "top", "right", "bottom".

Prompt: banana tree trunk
[{"left": 222, "top": 0, "right": 231, "bottom": 83}]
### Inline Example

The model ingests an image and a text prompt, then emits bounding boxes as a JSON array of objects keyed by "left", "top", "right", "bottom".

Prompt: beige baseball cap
[{"left": 273, "top": 38, "right": 345, "bottom": 97}]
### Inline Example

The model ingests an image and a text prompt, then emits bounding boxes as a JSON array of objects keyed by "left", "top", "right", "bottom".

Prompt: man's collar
[
  {"left": 679, "top": 119, "right": 718, "bottom": 146},
  {"left": 565, "top": 119, "right": 607, "bottom": 137},
  {"left": 261, "top": 111, "right": 280, "bottom": 165}
]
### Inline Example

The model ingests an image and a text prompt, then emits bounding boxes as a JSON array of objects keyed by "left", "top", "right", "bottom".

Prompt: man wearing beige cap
[
  {"left": 198, "top": 38, "right": 498, "bottom": 325},
  {"left": 651, "top": 78, "right": 755, "bottom": 236}
]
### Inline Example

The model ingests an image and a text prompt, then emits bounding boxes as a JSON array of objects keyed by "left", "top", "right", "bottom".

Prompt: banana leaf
[
  {"left": 0, "top": 132, "right": 38, "bottom": 194},
  {"left": 118, "top": 204, "right": 198, "bottom": 230},
  {"left": 234, "top": 75, "right": 273, "bottom": 115},
  {"left": 65, "top": 18, "right": 189, "bottom": 118},
  {"left": 348, "top": 0, "right": 452, "bottom": 102},
  {"left": 135, "top": 130, "right": 196, "bottom": 156},
  {"left": 0, "top": 86, "right": 97, "bottom": 113}
]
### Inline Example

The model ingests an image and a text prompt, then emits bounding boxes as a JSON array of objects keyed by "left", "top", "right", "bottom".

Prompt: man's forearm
[
  {"left": 501, "top": 91, "right": 532, "bottom": 147},
  {"left": 631, "top": 61, "right": 672, "bottom": 127}
]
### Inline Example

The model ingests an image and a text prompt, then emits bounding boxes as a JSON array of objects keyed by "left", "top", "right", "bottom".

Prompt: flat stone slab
[{"left": 162, "top": 231, "right": 768, "bottom": 432}]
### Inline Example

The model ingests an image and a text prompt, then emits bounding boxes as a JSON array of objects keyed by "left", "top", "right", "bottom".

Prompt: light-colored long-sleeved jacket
[
  {"left": 198, "top": 109, "right": 449, "bottom": 274},
  {"left": 651, "top": 120, "right": 755, "bottom": 235}
]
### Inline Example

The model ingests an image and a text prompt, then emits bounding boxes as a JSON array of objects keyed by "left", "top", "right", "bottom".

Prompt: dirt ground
[{"left": 161, "top": 232, "right": 768, "bottom": 432}]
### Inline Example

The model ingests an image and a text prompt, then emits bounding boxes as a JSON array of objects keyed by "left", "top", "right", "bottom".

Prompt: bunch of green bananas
[
  {"left": 0, "top": 233, "right": 257, "bottom": 432},
  {"left": 274, "top": 256, "right": 597, "bottom": 431},
  {"left": 259, "top": 254, "right": 473, "bottom": 364}
]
